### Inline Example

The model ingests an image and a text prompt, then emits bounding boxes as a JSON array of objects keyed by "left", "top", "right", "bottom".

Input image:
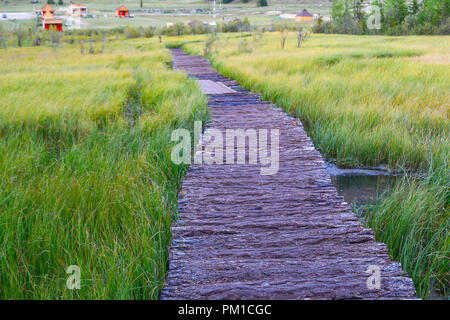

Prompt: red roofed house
[
  {"left": 116, "top": 5, "right": 130, "bottom": 18},
  {"left": 41, "top": 4, "right": 55, "bottom": 16},
  {"left": 40, "top": 4, "right": 63, "bottom": 32},
  {"left": 295, "top": 9, "right": 314, "bottom": 22},
  {"left": 70, "top": 3, "right": 87, "bottom": 17}
]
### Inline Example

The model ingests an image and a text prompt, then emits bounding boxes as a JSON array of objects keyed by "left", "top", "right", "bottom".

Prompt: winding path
[{"left": 160, "top": 48, "right": 416, "bottom": 299}]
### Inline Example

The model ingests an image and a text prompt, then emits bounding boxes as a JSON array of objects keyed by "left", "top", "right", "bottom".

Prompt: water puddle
[
  {"left": 327, "top": 163, "right": 448, "bottom": 300},
  {"left": 327, "top": 163, "right": 402, "bottom": 207}
]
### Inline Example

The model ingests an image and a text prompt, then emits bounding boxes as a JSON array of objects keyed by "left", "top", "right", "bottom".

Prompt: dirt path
[
  {"left": 160, "top": 48, "right": 416, "bottom": 299},
  {"left": 0, "top": 12, "right": 34, "bottom": 20}
]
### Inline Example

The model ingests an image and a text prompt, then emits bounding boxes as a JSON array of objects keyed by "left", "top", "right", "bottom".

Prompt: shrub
[{"left": 257, "top": 0, "right": 268, "bottom": 7}]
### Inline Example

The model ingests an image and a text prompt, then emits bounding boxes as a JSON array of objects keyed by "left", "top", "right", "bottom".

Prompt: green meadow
[
  {"left": 0, "top": 38, "right": 207, "bottom": 298},
  {"left": 182, "top": 33, "right": 449, "bottom": 298}
]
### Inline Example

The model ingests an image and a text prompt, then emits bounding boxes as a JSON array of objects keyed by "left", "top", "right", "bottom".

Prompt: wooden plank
[{"left": 197, "top": 80, "right": 236, "bottom": 95}]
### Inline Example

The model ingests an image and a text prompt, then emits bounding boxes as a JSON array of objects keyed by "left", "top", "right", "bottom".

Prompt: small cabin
[
  {"left": 116, "top": 5, "right": 130, "bottom": 18},
  {"left": 70, "top": 3, "right": 87, "bottom": 17},
  {"left": 295, "top": 9, "right": 314, "bottom": 22},
  {"left": 40, "top": 4, "right": 63, "bottom": 31}
]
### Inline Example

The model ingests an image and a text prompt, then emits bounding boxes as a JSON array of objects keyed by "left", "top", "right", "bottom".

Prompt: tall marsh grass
[
  {"left": 0, "top": 39, "right": 207, "bottom": 298},
  {"left": 183, "top": 33, "right": 449, "bottom": 298},
  {"left": 186, "top": 34, "right": 449, "bottom": 171},
  {"left": 366, "top": 163, "right": 449, "bottom": 298}
]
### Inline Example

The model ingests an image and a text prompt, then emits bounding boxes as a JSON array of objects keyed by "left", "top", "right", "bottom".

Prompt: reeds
[{"left": 0, "top": 38, "right": 207, "bottom": 299}]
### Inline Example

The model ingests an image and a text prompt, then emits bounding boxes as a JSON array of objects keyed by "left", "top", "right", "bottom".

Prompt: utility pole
[{"left": 213, "top": 0, "right": 216, "bottom": 19}]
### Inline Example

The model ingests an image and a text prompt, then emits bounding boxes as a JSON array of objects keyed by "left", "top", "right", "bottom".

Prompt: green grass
[
  {"left": 185, "top": 34, "right": 449, "bottom": 171},
  {"left": 0, "top": 38, "right": 207, "bottom": 299},
  {"left": 182, "top": 33, "right": 449, "bottom": 298},
  {"left": 366, "top": 163, "right": 449, "bottom": 299}
]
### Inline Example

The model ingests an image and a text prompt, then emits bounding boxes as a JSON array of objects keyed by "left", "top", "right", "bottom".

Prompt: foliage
[
  {"left": 257, "top": 0, "right": 268, "bottom": 7},
  {"left": 315, "top": 0, "right": 449, "bottom": 35}
]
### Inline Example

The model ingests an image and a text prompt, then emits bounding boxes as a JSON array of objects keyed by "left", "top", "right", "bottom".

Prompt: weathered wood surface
[
  {"left": 161, "top": 48, "right": 417, "bottom": 300},
  {"left": 198, "top": 80, "right": 237, "bottom": 95}
]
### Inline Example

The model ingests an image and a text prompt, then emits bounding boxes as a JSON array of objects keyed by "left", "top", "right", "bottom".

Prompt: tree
[
  {"left": 419, "top": 0, "right": 449, "bottom": 25},
  {"left": 409, "top": 0, "right": 422, "bottom": 15},
  {"left": 340, "top": 0, "right": 356, "bottom": 33},
  {"left": 397, "top": 0, "right": 409, "bottom": 23},
  {"left": 297, "top": 26, "right": 309, "bottom": 48},
  {"left": 275, "top": 25, "right": 288, "bottom": 49},
  {"left": 13, "top": 26, "right": 26, "bottom": 47},
  {"left": 140, "top": 0, "right": 143, "bottom": 8},
  {"left": 0, "top": 25, "right": 7, "bottom": 50},
  {"left": 332, "top": 0, "right": 345, "bottom": 22},
  {"left": 385, "top": 0, "right": 408, "bottom": 27},
  {"left": 352, "top": 0, "right": 366, "bottom": 31},
  {"left": 241, "top": 17, "right": 251, "bottom": 32},
  {"left": 257, "top": 0, "right": 268, "bottom": 7},
  {"left": 315, "top": 0, "right": 449, "bottom": 34}
]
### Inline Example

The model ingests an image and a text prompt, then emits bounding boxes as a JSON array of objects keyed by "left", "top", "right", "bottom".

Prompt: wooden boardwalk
[
  {"left": 160, "top": 48, "right": 416, "bottom": 299},
  {"left": 197, "top": 80, "right": 237, "bottom": 95}
]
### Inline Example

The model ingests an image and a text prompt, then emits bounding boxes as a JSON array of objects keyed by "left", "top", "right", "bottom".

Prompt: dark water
[
  {"left": 330, "top": 175, "right": 401, "bottom": 206},
  {"left": 327, "top": 163, "right": 402, "bottom": 207},
  {"left": 328, "top": 165, "right": 449, "bottom": 300}
]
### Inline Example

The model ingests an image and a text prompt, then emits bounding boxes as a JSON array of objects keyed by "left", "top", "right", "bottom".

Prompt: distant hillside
[
  {"left": 0, "top": 0, "right": 332, "bottom": 28},
  {"left": 1, "top": 0, "right": 332, "bottom": 12}
]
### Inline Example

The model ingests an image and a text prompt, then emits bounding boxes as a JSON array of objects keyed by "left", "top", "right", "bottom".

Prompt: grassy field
[
  {"left": 0, "top": 10, "right": 448, "bottom": 298},
  {"left": 181, "top": 33, "right": 449, "bottom": 298},
  {"left": 0, "top": 0, "right": 331, "bottom": 28},
  {"left": 0, "top": 38, "right": 207, "bottom": 298}
]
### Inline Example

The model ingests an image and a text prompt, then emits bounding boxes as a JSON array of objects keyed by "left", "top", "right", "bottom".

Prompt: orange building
[
  {"left": 40, "top": 4, "right": 63, "bottom": 32},
  {"left": 70, "top": 3, "right": 87, "bottom": 17},
  {"left": 116, "top": 5, "right": 130, "bottom": 18},
  {"left": 295, "top": 9, "right": 314, "bottom": 22},
  {"left": 43, "top": 18, "right": 63, "bottom": 31}
]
